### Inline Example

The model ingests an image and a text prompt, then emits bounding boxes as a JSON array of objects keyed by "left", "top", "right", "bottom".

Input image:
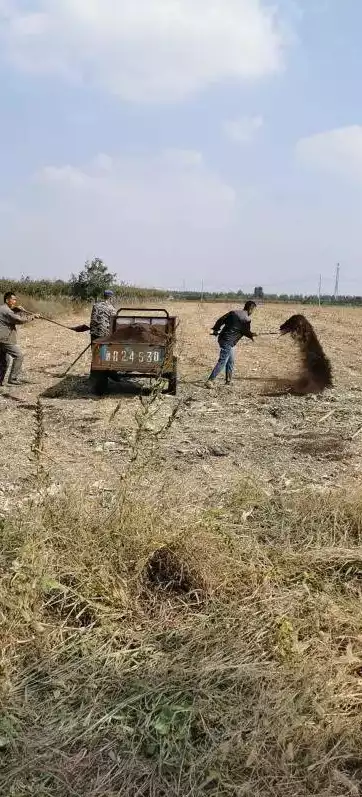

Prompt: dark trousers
[
  {"left": 0, "top": 348, "right": 7, "bottom": 385},
  {"left": 0, "top": 342, "right": 24, "bottom": 384},
  {"left": 90, "top": 335, "right": 98, "bottom": 376}
]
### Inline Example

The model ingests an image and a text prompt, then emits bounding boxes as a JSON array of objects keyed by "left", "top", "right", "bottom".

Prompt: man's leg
[
  {"left": 0, "top": 346, "right": 7, "bottom": 385},
  {"left": 90, "top": 335, "right": 98, "bottom": 378},
  {"left": 3, "top": 343, "right": 24, "bottom": 383},
  {"left": 207, "top": 343, "right": 231, "bottom": 384},
  {"left": 225, "top": 346, "right": 235, "bottom": 384}
]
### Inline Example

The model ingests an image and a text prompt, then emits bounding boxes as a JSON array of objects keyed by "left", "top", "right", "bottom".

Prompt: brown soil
[{"left": 114, "top": 322, "right": 171, "bottom": 344}]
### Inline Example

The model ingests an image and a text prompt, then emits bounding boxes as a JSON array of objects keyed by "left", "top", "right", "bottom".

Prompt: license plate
[{"left": 99, "top": 345, "right": 164, "bottom": 366}]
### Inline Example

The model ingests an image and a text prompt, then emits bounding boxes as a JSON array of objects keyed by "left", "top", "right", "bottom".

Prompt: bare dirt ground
[{"left": 1, "top": 301, "right": 362, "bottom": 514}]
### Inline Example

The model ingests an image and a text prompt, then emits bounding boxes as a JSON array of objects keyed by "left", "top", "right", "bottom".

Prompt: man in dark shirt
[
  {"left": 0, "top": 292, "right": 37, "bottom": 386},
  {"left": 206, "top": 300, "right": 257, "bottom": 388}
]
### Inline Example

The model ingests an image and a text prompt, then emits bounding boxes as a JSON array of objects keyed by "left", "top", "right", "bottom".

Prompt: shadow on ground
[{"left": 41, "top": 375, "right": 157, "bottom": 400}]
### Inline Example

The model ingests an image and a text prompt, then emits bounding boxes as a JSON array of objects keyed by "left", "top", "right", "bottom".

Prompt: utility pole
[
  {"left": 334, "top": 263, "right": 340, "bottom": 300},
  {"left": 318, "top": 274, "right": 322, "bottom": 307},
  {"left": 200, "top": 279, "right": 204, "bottom": 303}
]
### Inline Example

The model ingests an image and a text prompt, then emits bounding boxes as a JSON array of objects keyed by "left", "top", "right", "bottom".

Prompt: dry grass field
[{"left": 2, "top": 301, "right": 362, "bottom": 796}]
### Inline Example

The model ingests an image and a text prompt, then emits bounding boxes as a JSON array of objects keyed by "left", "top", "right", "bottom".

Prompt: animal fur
[{"left": 279, "top": 314, "right": 333, "bottom": 394}]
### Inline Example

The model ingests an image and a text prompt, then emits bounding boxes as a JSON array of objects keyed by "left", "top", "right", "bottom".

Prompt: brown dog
[{"left": 280, "top": 314, "right": 333, "bottom": 393}]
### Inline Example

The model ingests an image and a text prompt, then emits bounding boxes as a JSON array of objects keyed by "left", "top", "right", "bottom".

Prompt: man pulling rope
[
  {"left": 206, "top": 300, "right": 257, "bottom": 388},
  {"left": 0, "top": 291, "right": 39, "bottom": 386}
]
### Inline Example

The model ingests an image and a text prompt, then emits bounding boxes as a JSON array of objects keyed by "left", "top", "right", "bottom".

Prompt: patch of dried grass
[
  {"left": 15, "top": 293, "right": 80, "bottom": 318},
  {"left": 1, "top": 479, "right": 362, "bottom": 796}
]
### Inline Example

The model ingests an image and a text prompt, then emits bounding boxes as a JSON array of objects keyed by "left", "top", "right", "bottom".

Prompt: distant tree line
[
  {"left": 175, "top": 290, "right": 362, "bottom": 306},
  {"left": 1, "top": 260, "right": 362, "bottom": 306},
  {"left": 0, "top": 259, "right": 167, "bottom": 302}
]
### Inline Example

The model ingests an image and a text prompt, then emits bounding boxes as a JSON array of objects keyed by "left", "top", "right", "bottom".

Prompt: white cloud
[
  {"left": 37, "top": 164, "right": 89, "bottom": 188},
  {"left": 222, "top": 115, "right": 264, "bottom": 144},
  {"left": 1, "top": 149, "right": 237, "bottom": 286},
  {"left": 296, "top": 126, "right": 362, "bottom": 182},
  {"left": 36, "top": 150, "right": 236, "bottom": 221},
  {"left": 2, "top": 145, "right": 362, "bottom": 291},
  {"left": 0, "top": 0, "right": 286, "bottom": 103}
]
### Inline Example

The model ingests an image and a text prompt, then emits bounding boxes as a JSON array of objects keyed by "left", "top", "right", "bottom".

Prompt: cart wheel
[
  {"left": 109, "top": 371, "right": 123, "bottom": 383},
  {"left": 92, "top": 372, "right": 109, "bottom": 396},
  {"left": 167, "top": 358, "right": 178, "bottom": 395}
]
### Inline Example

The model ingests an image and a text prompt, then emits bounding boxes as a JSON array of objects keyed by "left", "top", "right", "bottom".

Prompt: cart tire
[{"left": 92, "top": 372, "right": 109, "bottom": 396}]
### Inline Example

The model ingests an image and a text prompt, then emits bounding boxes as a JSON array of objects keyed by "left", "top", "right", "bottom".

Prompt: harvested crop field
[
  {"left": 2, "top": 301, "right": 362, "bottom": 797},
  {"left": 1, "top": 301, "right": 362, "bottom": 505}
]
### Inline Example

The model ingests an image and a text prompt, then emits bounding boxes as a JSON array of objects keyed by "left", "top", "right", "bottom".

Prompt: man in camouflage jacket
[{"left": 90, "top": 290, "right": 116, "bottom": 344}]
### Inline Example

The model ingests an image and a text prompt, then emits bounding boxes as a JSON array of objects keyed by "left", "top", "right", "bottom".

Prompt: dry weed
[{"left": 1, "top": 478, "right": 362, "bottom": 796}]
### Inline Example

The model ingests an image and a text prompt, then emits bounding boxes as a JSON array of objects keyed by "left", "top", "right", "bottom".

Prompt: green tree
[{"left": 70, "top": 258, "right": 116, "bottom": 301}]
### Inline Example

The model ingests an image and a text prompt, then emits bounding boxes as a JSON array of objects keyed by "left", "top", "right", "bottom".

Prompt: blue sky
[{"left": 0, "top": 0, "right": 361, "bottom": 294}]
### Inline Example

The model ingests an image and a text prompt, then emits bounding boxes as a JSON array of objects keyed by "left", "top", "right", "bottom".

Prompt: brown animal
[{"left": 279, "top": 314, "right": 333, "bottom": 393}]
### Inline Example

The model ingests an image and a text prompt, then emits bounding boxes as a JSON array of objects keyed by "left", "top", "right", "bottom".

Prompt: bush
[{"left": 69, "top": 258, "right": 117, "bottom": 301}]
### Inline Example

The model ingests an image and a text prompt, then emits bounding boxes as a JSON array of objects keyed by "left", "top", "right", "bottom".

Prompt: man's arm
[
  {"left": 4, "top": 307, "right": 29, "bottom": 325},
  {"left": 212, "top": 312, "right": 230, "bottom": 335},
  {"left": 242, "top": 323, "right": 255, "bottom": 341}
]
